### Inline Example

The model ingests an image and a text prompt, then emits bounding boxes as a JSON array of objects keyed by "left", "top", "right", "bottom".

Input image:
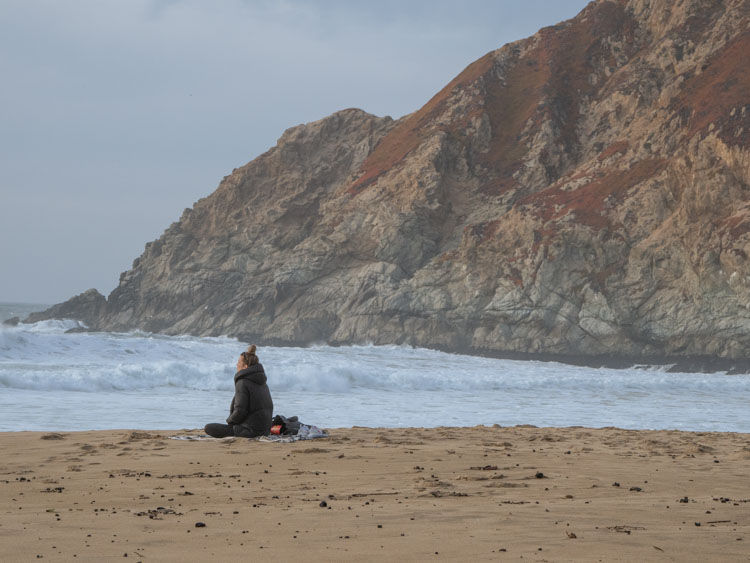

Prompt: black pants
[{"left": 204, "top": 423, "right": 258, "bottom": 438}]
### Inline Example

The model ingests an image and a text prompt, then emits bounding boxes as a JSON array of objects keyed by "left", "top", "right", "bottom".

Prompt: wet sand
[{"left": 1, "top": 425, "right": 748, "bottom": 562}]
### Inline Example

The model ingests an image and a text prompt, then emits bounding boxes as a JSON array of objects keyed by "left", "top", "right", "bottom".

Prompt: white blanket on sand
[
  {"left": 258, "top": 424, "right": 328, "bottom": 442},
  {"left": 169, "top": 424, "right": 328, "bottom": 442}
]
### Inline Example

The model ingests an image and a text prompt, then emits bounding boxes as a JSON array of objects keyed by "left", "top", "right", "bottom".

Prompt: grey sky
[{"left": 0, "top": 0, "right": 590, "bottom": 304}]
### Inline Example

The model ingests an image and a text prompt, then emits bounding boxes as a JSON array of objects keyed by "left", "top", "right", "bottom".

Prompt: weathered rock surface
[
  {"left": 25, "top": 288, "right": 106, "bottom": 328},
  {"left": 30, "top": 0, "right": 750, "bottom": 365}
]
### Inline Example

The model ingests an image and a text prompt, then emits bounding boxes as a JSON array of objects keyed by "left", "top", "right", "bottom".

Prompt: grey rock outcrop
[
  {"left": 25, "top": 289, "right": 106, "bottom": 329},
  {"left": 35, "top": 0, "right": 750, "bottom": 365}
]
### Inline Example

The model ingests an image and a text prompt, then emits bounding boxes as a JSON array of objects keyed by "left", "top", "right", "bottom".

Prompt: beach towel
[{"left": 169, "top": 424, "right": 328, "bottom": 442}]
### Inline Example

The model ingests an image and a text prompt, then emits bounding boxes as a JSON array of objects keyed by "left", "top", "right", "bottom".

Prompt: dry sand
[{"left": 1, "top": 425, "right": 748, "bottom": 562}]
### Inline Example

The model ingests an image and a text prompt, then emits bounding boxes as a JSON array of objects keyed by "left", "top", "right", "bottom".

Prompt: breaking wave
[{"left": 2, "top": 320, "right": 750, "bottom": 395}]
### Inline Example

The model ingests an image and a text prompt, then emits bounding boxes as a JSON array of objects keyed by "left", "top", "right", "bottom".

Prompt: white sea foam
[{"left": 1, "top": 320, "right": 749, "bottom": 432}]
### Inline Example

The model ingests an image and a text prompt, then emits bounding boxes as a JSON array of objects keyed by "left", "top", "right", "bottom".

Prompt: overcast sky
[{"left": 0, "top": 0, "right": 590, "bottom": 304}]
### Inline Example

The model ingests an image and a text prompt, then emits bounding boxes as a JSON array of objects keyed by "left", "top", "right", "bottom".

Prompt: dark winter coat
[{"left": 226, "top": 363, "right": 273, "bottom": 437}]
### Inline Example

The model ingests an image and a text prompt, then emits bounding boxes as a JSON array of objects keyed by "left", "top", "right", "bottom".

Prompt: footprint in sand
[{"left": 127, "top": 431, "right": 159, "bottom": 441}]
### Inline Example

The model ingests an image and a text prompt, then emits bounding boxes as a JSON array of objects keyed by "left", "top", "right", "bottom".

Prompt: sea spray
[{"left": 1, "top": 319, "right": 750, "bottom": 432}]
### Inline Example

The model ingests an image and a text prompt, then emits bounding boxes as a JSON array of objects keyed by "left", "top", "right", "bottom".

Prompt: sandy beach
[{"left": 1, "top": 425, "right": 748, "bottom": 562}]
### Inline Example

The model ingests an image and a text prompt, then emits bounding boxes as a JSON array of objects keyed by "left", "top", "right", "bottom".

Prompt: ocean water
[{"left": 1, "top": 303, "right": 749, "bottom": 433}]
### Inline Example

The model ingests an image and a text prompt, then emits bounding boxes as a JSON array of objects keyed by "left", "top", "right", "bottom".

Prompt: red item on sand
[{"left": 270, "top": 425, "right": 282, "bottom": 435}]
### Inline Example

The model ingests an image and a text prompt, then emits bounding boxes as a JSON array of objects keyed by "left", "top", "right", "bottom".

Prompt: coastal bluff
[{"left": 28, "top": 0, "right": 750, "bottom": 365}]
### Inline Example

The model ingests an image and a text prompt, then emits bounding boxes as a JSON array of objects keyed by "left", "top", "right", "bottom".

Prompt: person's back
[
  {"left": 204, "top": 345, "right": 273, "bottom": 438},
  {"left": 230, "top": 362, "right": 273, "bottom": 436}
]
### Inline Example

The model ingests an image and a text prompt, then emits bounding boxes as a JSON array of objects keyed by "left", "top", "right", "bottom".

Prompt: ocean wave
[{"left": 2, "top": 322, "right": 750, "bottom": 395}]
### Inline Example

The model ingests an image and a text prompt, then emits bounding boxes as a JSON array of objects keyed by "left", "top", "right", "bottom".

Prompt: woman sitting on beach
[{"left": 204, "top": 345, "right": 273, "bottom": 438}]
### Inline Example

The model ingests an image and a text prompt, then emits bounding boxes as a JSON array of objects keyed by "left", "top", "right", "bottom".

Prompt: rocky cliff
[{"left": 32, "top": 0, "right": 750, "bottom": 366}]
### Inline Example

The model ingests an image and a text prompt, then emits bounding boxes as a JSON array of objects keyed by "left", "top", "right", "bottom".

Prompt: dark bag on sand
[{"left": 271, "top": 414, "right": 301, "bottom": 436}]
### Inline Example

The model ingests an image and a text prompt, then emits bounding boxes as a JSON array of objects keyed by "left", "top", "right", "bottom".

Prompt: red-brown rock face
[{"left": 38, "top": 0, "right": 750, "bottom": 363}]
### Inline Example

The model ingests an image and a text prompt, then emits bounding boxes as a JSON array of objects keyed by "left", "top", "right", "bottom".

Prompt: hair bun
[{"left": 247, "top": 344, "right": 257, "bottom": 355}]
